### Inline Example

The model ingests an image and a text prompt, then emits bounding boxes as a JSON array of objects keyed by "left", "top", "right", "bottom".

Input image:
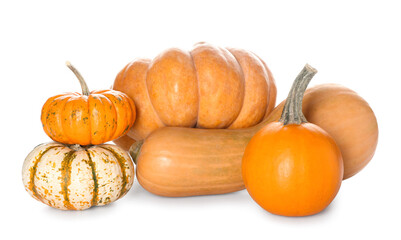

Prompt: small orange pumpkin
[
  {"left": 41, "top": 62, "right": 136, "bottom": 146},
  {"left": 242, "top": 65, "right": 344, "bottom": 216}
]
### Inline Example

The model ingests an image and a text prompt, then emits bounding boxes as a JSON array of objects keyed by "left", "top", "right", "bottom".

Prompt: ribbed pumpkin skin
[
  {"left": 41, "top": 89, "right": 136, "bottom": 146},
  {"left": 22, "top": 142, "right": 134, "bottom": 210},
  {"left": 112, "top": 42, "right": 276, "bottom": 143}
]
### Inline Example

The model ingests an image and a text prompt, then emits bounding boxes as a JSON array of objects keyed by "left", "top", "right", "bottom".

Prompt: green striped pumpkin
[{"left": 22, "top": 142, "right": 135, "bottom": 210}]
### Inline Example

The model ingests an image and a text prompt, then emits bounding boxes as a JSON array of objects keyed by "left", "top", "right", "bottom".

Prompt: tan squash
[
  {"left": 130, "top": 83, "right": 378, "bottom": 197},
  {"left": 113, "top": 42, "right": 277, "bottom": 145}
]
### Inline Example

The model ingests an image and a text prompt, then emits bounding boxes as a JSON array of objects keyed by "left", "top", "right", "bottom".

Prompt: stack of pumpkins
[
  {"left": 22, "top": 62, "right": 137, "bottom": 210},
  {"left": 23, "top": 43, "right": 378, "bottom": 216}
]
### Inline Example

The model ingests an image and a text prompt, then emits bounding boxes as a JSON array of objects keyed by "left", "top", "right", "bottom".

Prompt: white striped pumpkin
[{"left": 22, "top": 142, "right": 134, "bottom": 210}]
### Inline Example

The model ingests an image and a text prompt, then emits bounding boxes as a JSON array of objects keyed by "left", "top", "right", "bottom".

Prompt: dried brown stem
[{"left": 279, "top": 64, "right": 317, "bottom": 125}]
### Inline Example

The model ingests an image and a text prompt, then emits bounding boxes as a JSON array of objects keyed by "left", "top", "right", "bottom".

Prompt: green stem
[
  {"left": 66, "top": 61, "right": 90, "bottom": 96},
  {"left": 279, "top": 64, "right": 317, "bottom": 125}
]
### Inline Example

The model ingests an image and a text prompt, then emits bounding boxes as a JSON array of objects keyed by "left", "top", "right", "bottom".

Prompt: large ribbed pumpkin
[
  {"left": 113, "top": 42, "right": 277, "bottom": 145},
  {"left": 22, "top": 142, "right": 134, "bottom": 210}
]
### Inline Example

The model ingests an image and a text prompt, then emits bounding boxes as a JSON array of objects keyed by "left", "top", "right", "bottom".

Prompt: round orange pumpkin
[
  {"left": 112, "top": 42, "right": 277, "bottom": 145},
  {"left": 41, "top": 62, "right": 136, "bottom": 146},
  {"left": 242, "top": 65, "right": 343, "bottom": 216}
]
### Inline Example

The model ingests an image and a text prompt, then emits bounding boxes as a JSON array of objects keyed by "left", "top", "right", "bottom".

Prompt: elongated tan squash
[
  {"left": 22, "top": 142, "right": 134, "bottom": 210},
  {"left": 130, "top": 84, "right": 378, "bottom": 197}
]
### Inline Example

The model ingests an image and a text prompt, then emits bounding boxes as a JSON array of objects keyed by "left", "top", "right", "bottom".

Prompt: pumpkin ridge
[
  {"left": 126, "top": 92, "right": 136, "bottom": 130},
  {"left": 79, "top": 95, "right": 91, "bottom": 145},
  {"left": 123, "top": 93, "right": 136, "bottom": 134},
  {"left": 96, "top": 94, "right": 112, "bottom": 144},
  {"left": 41, "top": 98, "right": 54, "bottom": 140},
  {"left": 86, "top": 95, "right": 92, "bottom": 144},
  {"left": 222, "top": 46, "right": 246, "bottom": 127},
  {"left": 188, "top": 49, "right": 201, "bottom": 128},
  {"left": 107, "top": 91, "right": 133, "bottom": 140},
  {"left": 45, "top": 96, "right": 71, "bottom": 143},
  {"left": 85, "top": 150, "right": 98, "bottom": 206},
  {"left": 102, "top": 93, "right": 119, "bottom": 141},
  {"left": 248, "top": 51, "right": 270, "bottom": 120},
  {"left": 61, "top": 150, "right": 77, "bottom": 210},
  {"left": 253, "top": 54, "right": 277, "bottom": 118},
  {"left": 225, "top": 48, "right": 247, "bottom": 127},
  {"left": 122, "top": 62, "right": 134, "bottom": 81},
  {"left": 29, "top": 146, "right": 59, "bottom": 204},
  {"left": 144, "top": 61, "right": 165, "bottom": 128},
  {"left": 100, "top": 146, "right": 129, "bottom": 199},
  {"left": 61, "top": 96, "right": 80, "bottom": 144},
  {"left": 193, "top": 44, "right": 246, "bottom": 128}
]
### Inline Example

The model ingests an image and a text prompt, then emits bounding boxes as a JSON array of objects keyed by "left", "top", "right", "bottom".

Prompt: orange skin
[
  {"left": 113, "top": 42, "right": 277, "bottom": 143},
  {"left": 242, "top": 122, "right": 343, "bottom": 216},
  {"left": 41, "top": 89, "right": 136, "bottom": 146}
]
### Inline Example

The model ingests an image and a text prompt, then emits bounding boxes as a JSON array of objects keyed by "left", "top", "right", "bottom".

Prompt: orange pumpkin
[
  {"left": 112, "top": 42, "right": 277, "bottom": 144},
  {"left": 242, "top": 65, "right": 344, "bottom": 216},
  {"left": 41, "top": 62, "right": 136, "bottom": 146}
]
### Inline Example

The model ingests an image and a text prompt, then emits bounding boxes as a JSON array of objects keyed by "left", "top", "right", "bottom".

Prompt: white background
[{"left": 1, "top": 0, "right": 400, "bottom": 239}]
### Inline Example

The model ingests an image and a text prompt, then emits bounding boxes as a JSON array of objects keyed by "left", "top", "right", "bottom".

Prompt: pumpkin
[
  {"left": 22, "top": 142, "right": 135, "bottom": 210},
  {"left": 129, "top": 80, "right": 377, "bottom": 197},
  {"left": 242, "top": 65, "right": 343, "bottom": 216},
  {"left": 41, "top": 62, "right": 136, "bottom": 146},
  {"left": 112, "top": 42, "right": 277, "bottom": 145}
]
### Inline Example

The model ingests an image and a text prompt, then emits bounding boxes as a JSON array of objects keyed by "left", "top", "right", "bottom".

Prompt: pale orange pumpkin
[
  {"left": 41, "top": 62, "right": 136, "bottom": 146},
  {"left": 112, "top": 42, "right": 277, "bottom": 146}
]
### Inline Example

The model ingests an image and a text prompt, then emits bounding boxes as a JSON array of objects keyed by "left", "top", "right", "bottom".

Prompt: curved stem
[
  {"left": 279, "top": 64, "right": 317, "bottom": 125},
  {"left": 66, "top": 61, "right": 90, "bottom": 96},
  {"left": 129, "top": 140, "right": 144, "bottom": 165}
]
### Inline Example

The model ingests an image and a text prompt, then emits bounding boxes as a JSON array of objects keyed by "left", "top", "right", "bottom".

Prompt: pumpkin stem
[
  {"left": 129, "top": 140, "right": 143, "bottom": 165},
  {"left": 279, "top": 64, "right": 317, "bottom": 125},
  {"left": 66, "top": 61, "right": 90, "bottom": 96}
]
